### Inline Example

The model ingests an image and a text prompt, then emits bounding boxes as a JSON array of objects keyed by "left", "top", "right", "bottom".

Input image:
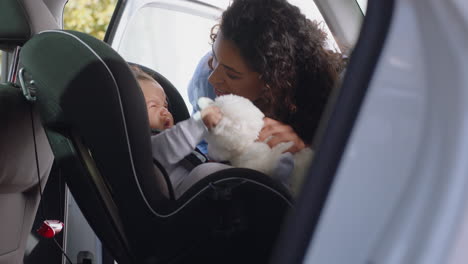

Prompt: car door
[{"left": 273, "top": 0, "right": 468, "bottom": 263}]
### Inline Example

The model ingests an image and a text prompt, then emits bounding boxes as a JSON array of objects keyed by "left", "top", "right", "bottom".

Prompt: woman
[{"left": 205, "top": 0, "right": 344, "bottom": 152}]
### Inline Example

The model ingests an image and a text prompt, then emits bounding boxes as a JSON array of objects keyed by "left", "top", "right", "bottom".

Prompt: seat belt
[{"left": 180, "top": 148, "right": 209, "bottom": 170}]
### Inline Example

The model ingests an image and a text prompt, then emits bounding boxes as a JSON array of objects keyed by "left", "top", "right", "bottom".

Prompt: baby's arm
[
  {"left": 151, "top": 118, "right": 207, "bottom": 168},
  {"left": 150, "top": 106, "right": 222, "bottom": 168}
]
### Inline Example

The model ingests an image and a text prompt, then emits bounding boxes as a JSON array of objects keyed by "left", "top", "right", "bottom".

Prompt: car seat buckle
[{"left": 37, "top": 220, "right": 64, "bottom": 238}]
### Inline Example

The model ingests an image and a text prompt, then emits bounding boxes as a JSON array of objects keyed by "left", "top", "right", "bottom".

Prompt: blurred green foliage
[{"left": 63, "top": 0, "right": 118, "bottom": 40}]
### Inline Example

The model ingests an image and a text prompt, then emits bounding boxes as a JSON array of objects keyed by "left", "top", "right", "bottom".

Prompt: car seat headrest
[
  {"left": 0, "top": 0, "right": 30, "bottom": 49},
  {"left": 0, "top": 0, "right": 62, "bottom": 50}
]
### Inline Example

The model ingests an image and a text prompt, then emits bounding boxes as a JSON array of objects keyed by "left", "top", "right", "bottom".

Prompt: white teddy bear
[{"left": 198, "top": 94, "right": 313, "bottom": 194}]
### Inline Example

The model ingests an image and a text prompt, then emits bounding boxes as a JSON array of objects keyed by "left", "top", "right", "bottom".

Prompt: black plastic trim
[
  {"left": 185, "top": 0, "right": 224, "bottom": 11},
  {"left": 270, "top": 0, "right": 396, "bottom": 263},
  {"left": 103, "top": 0, "right": 125, "bottom": 44}
]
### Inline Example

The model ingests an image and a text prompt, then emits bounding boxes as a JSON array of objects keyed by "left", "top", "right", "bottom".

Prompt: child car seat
[{"left": 19, "top": 30, "right": 292, "bottom": 264}]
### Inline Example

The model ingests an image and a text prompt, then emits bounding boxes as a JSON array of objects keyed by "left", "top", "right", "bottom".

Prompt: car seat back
[
  {"left": 0, "top": 0, "right": 57, "bottom": 262},
  {"left": 0, "top": 83, "right": 54, "bottom": 264}
]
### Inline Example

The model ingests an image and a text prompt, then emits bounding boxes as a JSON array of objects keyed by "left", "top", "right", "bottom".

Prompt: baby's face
[{"left": 139, "top": 79, "right": 174, "bottom": 130}]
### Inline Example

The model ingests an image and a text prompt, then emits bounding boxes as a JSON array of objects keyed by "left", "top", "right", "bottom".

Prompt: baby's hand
[{"left": 201, "top": 106, "right": 222, "bottom": 129}]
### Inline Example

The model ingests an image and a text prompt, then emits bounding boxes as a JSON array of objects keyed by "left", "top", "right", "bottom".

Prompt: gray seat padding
[{"left": 0, "top": 83, "right": 53, "bottom": 264}]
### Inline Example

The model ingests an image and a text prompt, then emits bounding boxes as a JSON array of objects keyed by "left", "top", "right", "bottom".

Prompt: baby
[{"left": 130, "top": 65, "right": 230, "bottom": 197}]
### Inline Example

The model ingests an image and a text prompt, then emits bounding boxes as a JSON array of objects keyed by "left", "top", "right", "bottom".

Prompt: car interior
[
  {"left": 5, "top": 0, "right": 468, "bottom": 263},
  {"left": 0, "top": 0, "right": 381, "bottom": 263}
]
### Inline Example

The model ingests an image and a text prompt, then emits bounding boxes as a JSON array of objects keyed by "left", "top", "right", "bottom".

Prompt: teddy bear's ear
[{"left": 198, "top": 97, "right": 215, "bottom": 110}]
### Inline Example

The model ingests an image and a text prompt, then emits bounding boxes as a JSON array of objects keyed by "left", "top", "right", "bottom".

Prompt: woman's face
[{"left": 208, "top": 30, "right": 265, "bottom": 101}]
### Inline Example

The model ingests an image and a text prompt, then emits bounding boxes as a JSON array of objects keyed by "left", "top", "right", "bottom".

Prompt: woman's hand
[
  {"left": 201, "top": 106, "right": 223, "bottom": 129},
  {"left": 258, "top": 117, "right": 306, "bottom": 153}
]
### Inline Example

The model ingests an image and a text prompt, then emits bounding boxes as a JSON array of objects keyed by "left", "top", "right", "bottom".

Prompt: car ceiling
[{"left": 19, "top": 0, "right": 363, "bottom": 53}]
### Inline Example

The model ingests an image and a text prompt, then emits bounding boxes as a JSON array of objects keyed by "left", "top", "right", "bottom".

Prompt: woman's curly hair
[{"left": 211, "top": 0, "right": 344, "bottom": 144}]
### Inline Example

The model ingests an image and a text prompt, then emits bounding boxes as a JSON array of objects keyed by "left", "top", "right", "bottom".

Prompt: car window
[
  {"left": 0, "top": 50, "right": 9, "bottom": 83},
  {"left": 288, "top": 0, "right": 340, "bottom": 51},
  {"left": 116, "top": 1, "right": 339, "bottom": 110},
  {"left": 117, "top": 4, "right": 217, "bottom": 111},
  {"left": 357, "top": 0, "right": 368, "bottom": 14},
  {"left": 0, "top": 51, "right": 3, "bottom": 82},
  {"left": 64, "top": 0, "right": 118, "bottom": 40}
]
